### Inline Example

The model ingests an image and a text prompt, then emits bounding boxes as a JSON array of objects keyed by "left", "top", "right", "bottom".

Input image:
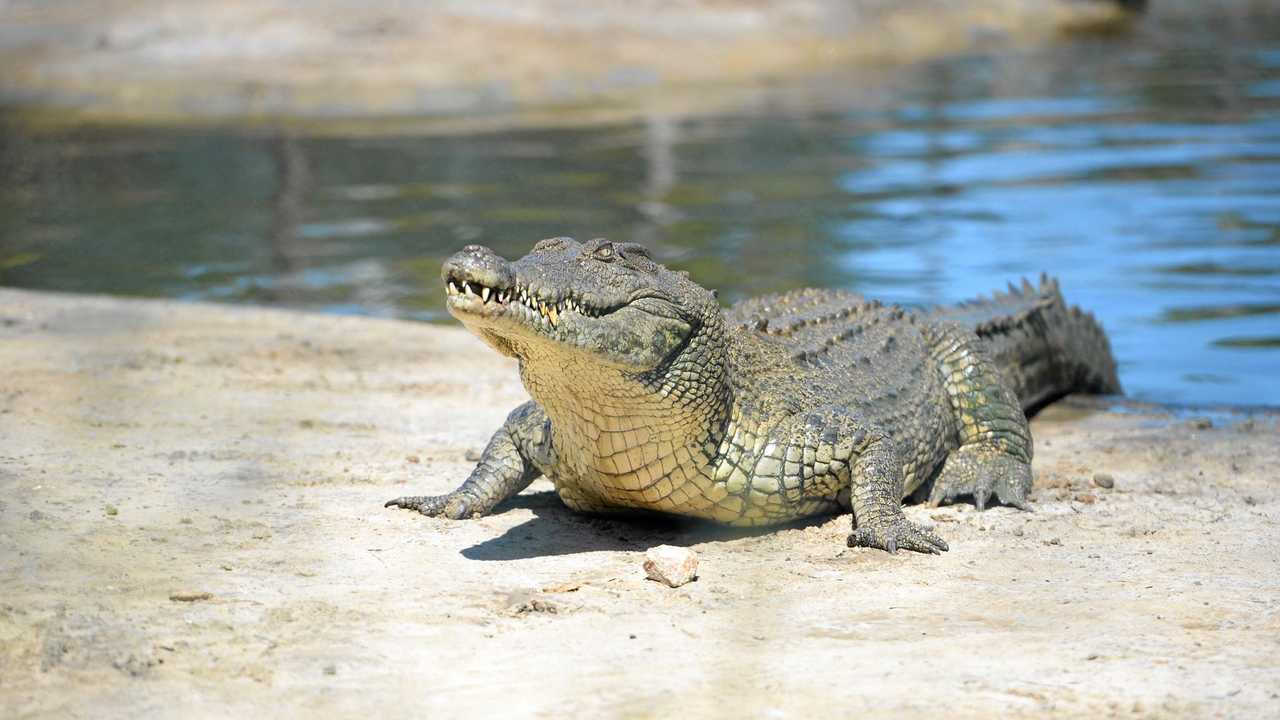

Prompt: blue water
[{"left": 2, "top": 26, "right": 1279, "bottom": 406}]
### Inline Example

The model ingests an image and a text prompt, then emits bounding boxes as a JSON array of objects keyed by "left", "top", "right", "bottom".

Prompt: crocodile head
[{"left": 440, "top": 237, "right": 718, "bottom": 374}]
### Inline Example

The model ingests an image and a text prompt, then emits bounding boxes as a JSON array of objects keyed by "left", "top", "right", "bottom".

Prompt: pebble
[
  {"left": 169, "top": 590, "right": 213, "bottom": 602},
  {"left": 1092, "top": 473, "right": 1115, "bottom": 489},
  {"left": 1190, "top": 417, "right": 1213, "bottom": 430},
  {"left": 643, "top": 545, "right": 699, "bottom": 588},
  {"left": 1074, "top": 493, "right": 1097, "bottom": 504},
  {"left": 464, "top": 448, "right": 483, "bottom": 462},
  {"left": 105, "top": 504, "right": 119, "bottom": 516},
  {"left": 1012, "top": 526, "right": 1024, "bottom": 537}
]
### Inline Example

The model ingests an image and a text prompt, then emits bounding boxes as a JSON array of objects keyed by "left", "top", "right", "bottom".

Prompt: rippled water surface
[{"left": 2, "top": 24, "right": 1279, "bottom": 405}]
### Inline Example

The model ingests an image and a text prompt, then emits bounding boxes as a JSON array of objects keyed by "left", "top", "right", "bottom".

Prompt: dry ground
[
  {"left": 0, "top": 288, "right": 1277, "bottom": 718},
  {"left": 0, "top": 0, "right": 1146, "bottom": 126}
]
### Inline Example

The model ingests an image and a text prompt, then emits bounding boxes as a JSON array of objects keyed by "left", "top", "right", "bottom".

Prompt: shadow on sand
[{"left": 460, "top": 490, "right": 832, "bottom": 561}]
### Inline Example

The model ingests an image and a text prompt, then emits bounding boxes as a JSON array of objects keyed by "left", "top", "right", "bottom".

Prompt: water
[{"left": 2, "top": 26, "right": 1279, "bottom": 406}]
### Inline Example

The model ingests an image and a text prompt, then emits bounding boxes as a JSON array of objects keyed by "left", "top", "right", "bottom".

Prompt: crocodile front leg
[
  {"left": 752, "top": 409, "right": 948, "bottom": 554},
  {"left": 842, "top": 433, "right": 949, "bottom": 554},
  {"left": 386, "top": 401, "right": 554, "bottom": 519}
]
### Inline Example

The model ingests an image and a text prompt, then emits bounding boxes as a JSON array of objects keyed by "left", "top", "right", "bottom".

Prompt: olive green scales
[{"left": 387, "top": 238, "right": 1121, "bottom": 554}]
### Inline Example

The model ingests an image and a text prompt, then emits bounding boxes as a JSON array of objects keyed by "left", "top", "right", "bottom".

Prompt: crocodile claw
[
  {"left": 848, "top": 519, "right": 949, "bottom": 555},
  {"left": 385, "top": 493, "right": 479, "bottom": 519}
]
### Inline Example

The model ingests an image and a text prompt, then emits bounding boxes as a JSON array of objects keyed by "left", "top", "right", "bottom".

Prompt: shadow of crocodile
[{"left": 460, "top": 490, "right": 831, "bottom": 561}]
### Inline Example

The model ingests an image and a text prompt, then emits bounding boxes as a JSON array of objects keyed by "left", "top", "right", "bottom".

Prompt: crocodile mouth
[
  {"left": 440, "top": 241, "right": 697, "bottom": 370},
  {"left": 443, "top": 270, "right": 619, "bottom": 330}
]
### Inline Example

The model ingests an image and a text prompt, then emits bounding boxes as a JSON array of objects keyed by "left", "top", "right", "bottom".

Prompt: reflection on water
[{"left": 2, "top": 24, "right": 1279, "bottom": 406}]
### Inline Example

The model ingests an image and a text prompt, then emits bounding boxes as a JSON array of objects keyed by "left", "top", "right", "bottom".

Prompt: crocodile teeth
[{"left": 448, "top": 276, "right": 606, "bottom": 324}]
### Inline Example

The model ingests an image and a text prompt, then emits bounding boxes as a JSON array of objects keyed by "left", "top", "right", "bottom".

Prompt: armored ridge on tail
[
  {"left": 928, "top": 275, "right": 1122, "bottom": 416},
  {"left": 387, "top": 238, "right": 1124, "bottom": 555}
]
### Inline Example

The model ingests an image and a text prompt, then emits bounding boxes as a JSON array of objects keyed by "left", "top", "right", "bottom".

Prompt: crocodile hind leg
[{"left": 926, "top": 325, "right": 1034, "bottom": 511}]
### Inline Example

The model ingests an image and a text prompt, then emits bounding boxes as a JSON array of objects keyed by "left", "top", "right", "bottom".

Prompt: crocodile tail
[{"left": 931, "top": 276, "right": 1122, "bottom": 416}]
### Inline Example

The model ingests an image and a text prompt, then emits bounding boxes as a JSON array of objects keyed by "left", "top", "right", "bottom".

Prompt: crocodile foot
[
  {"left": 385, "top": 492, "right": 480, "bottom": 519},
  {"left": 927, "top": 444, "right": 1032, "bottom": 511},
  {"left": 848, "top": 518, "right": 949, "bottom": 555}
]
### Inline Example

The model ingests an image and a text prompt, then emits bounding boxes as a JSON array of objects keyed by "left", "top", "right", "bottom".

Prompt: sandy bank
[
  {"left": 0, "top": 288, "right": 1277, "bottom": 717},
  {"left": 0, "top": 0, "right": 1150, "bottom": 128}
]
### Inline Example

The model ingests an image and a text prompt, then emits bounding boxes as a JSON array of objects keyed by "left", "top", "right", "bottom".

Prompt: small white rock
[{"left": 643, "top": 545, "right": 698, "bottom": 588}]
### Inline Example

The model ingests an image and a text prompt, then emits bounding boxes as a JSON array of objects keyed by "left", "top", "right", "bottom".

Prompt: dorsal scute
[
  {"left": 929, "top": 275, "right": 1063, "bottom": 339},
  {"left": 728, "top": 288, "right": 882, "bottom": 337},
  {"left": 728, "top": 289, "right": 920, "bottom": 372}
]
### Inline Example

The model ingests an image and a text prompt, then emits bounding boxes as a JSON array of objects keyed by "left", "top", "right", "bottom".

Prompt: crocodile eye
[{"left": 592, "top": 241, "right": 615, "bottom": 261}]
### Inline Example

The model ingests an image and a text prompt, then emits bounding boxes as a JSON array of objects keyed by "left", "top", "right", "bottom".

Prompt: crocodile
[{"left": 386, "top": 238, "right": 1121, "bottom": 553}]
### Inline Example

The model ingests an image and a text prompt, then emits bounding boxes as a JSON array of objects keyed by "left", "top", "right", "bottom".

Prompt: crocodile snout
[{"left": 441, "top": 245, "right": 514, "bottom": 291}]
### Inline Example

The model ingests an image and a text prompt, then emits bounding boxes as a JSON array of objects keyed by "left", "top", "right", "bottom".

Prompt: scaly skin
[{"left": 387, "top": 238, "right": 1122, "bottom": 554}]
